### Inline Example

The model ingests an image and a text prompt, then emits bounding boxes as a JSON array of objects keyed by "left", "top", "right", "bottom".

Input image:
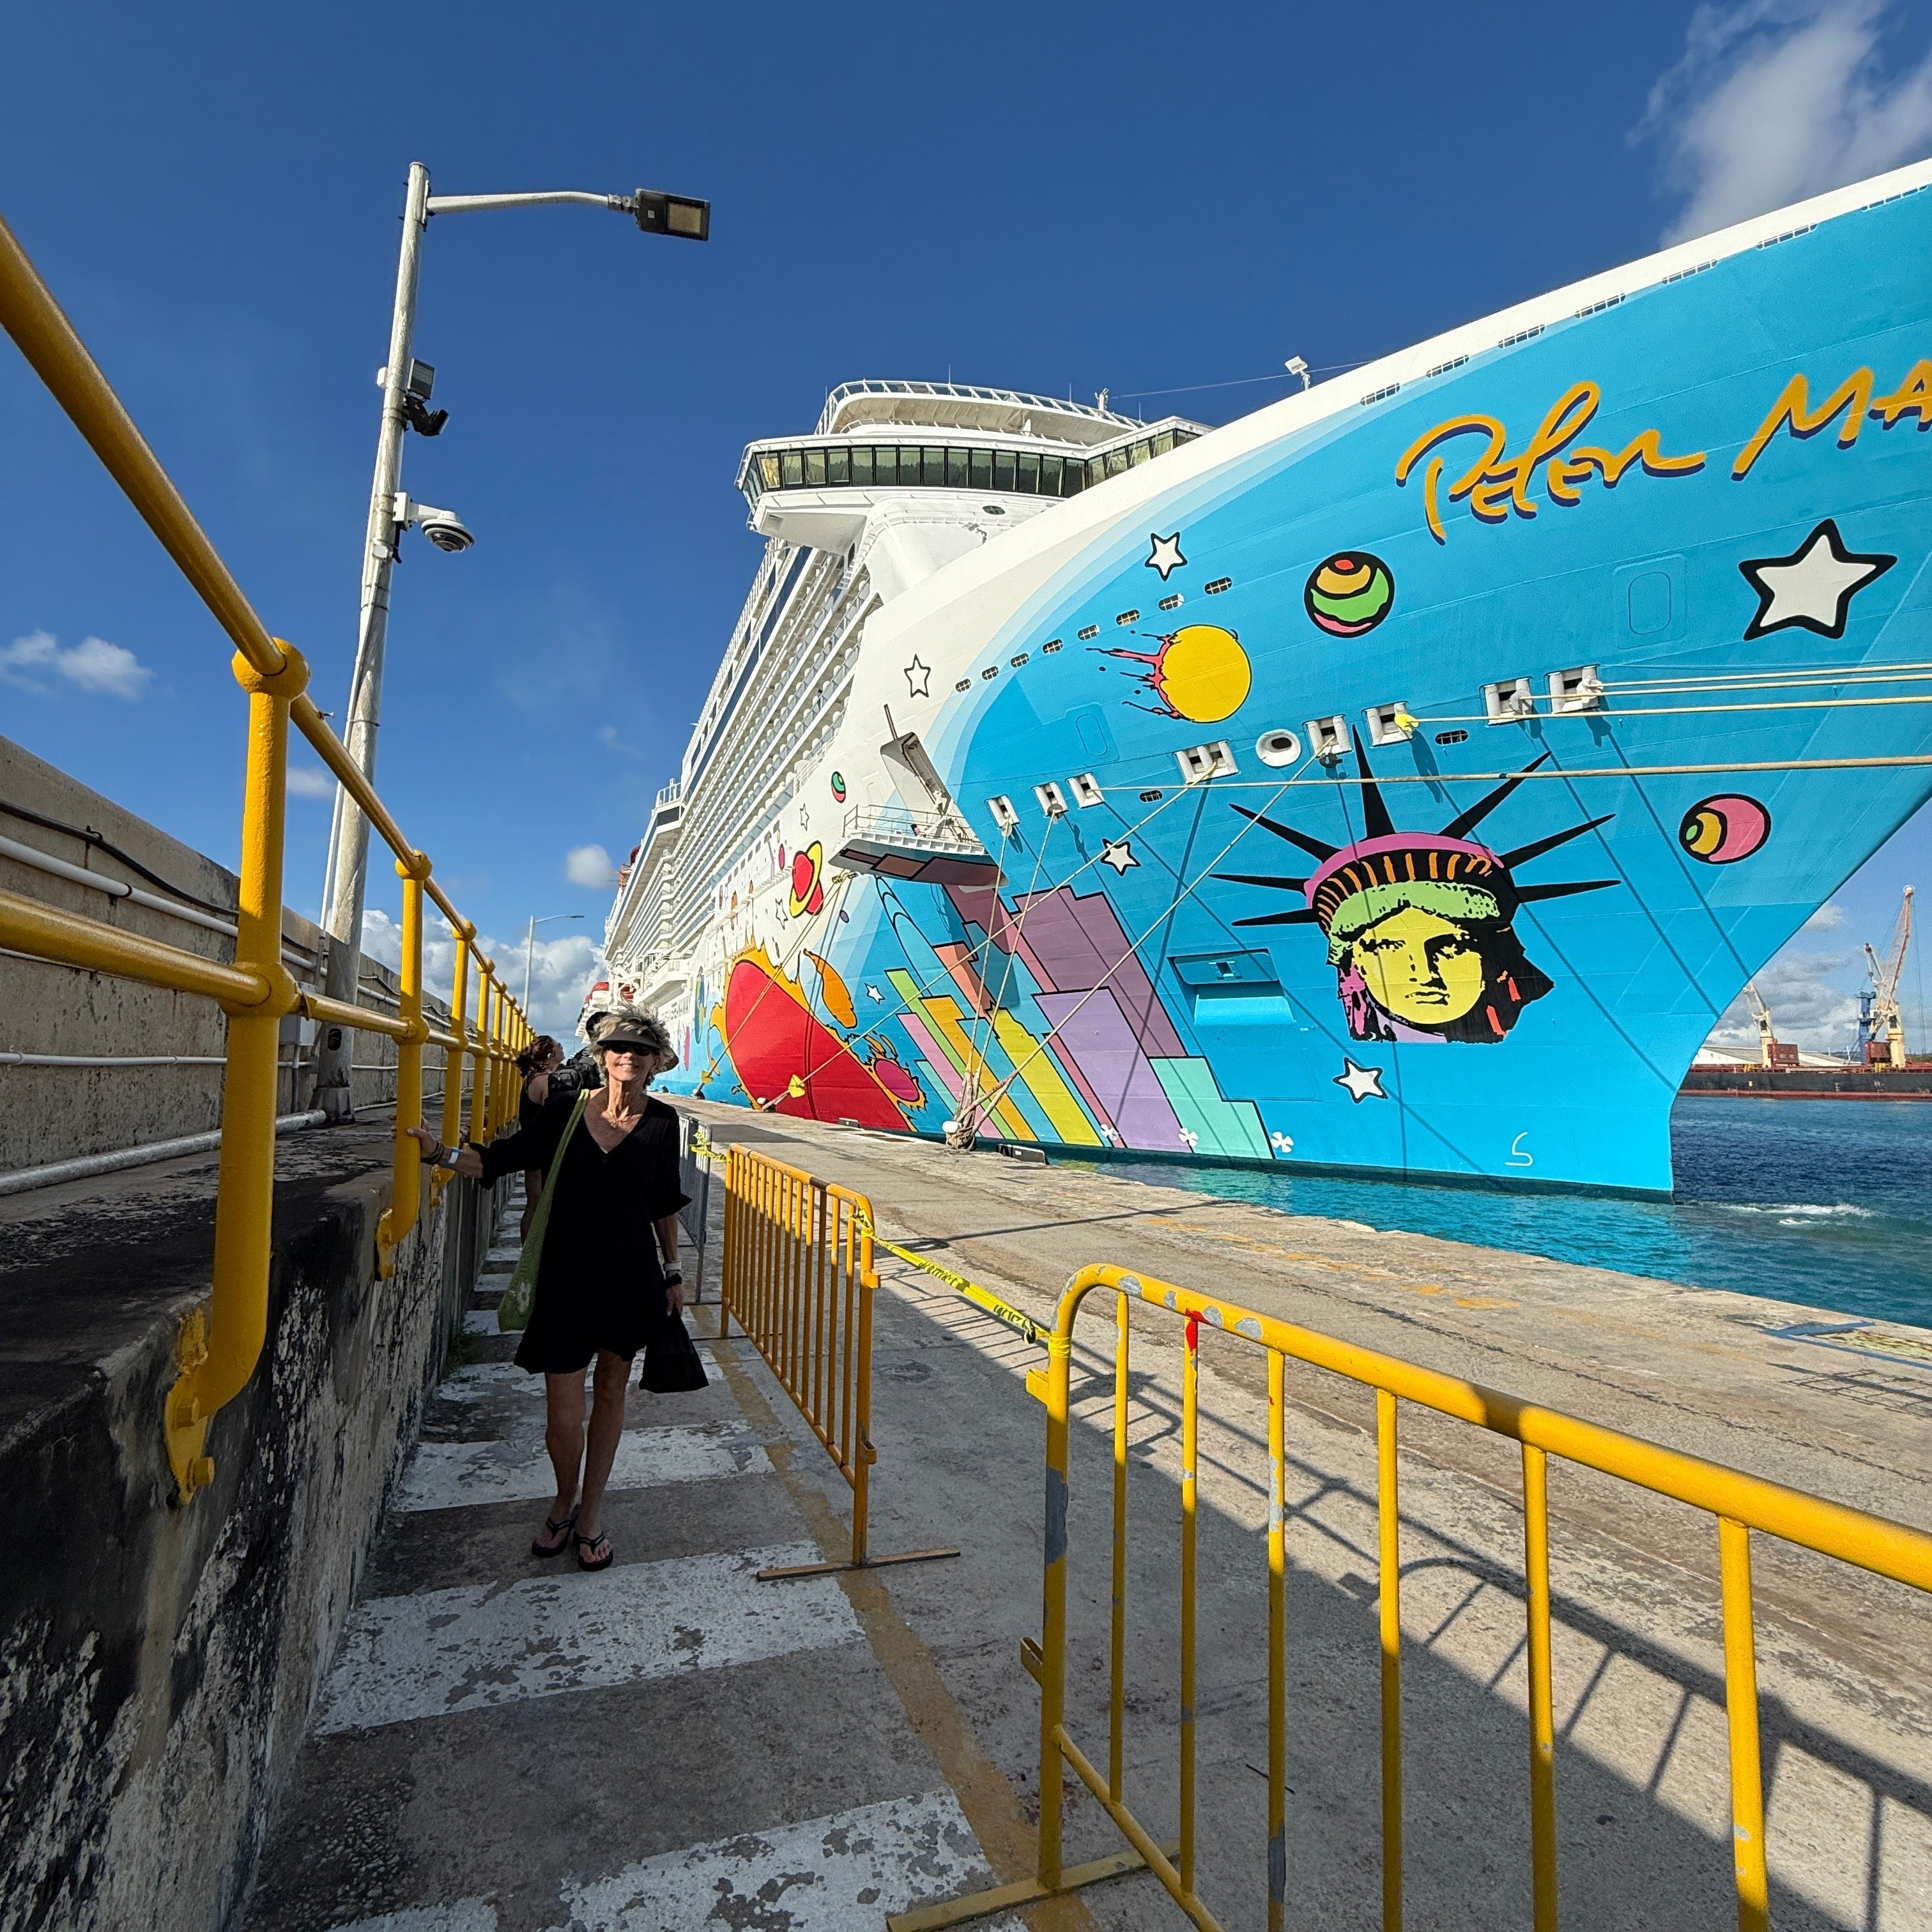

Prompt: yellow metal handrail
[
  {"left": 719, "top": 1143, "right": 957, "bottom": 1579},
  {"left": 901, "top": 1262, "right": 1932, "bottom": 1932},
  {"left": 0, "top": 210, "right": 533, "bottom": 1502}
]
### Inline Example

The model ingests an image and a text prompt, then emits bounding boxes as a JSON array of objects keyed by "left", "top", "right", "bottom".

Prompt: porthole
[{"left": 1078, "top": 624, "right": 1100, "bottom": 641}]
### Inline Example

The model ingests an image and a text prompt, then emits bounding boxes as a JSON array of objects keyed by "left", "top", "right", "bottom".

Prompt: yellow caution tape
[{"left": 856, "top": 1213, "right": 1043, "bottom": 1346}]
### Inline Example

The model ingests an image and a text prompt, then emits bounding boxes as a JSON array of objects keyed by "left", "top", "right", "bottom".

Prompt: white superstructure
[{"left": 599, "top": 381, "right": 1201, "bottom": 1033}]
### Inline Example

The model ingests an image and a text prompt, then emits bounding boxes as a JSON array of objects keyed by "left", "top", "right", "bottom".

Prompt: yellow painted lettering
[
  {"left": 1733, "top": 367, "right": 1874, "bottom": 478},
  {"left": 1870, "top": 358, "right": 1932, "bottom": 429},
  {"left": 1545, "top": 454, "right": 1591, "bottom": 505},
  {"left": 1512, "top": 382, "right": 1600, "bottom": 514},
  {"left": 1396, "top": 414, "right": 1504, "bottom": 544},
  {"left": 1468, "top": 475, "right": 1516, "bottom": 523},
  {"left": 1573, "top": 428, "right": 1708, "bottom": 487},
  {"left": 1397, "top": 383, "right": 1700, "bottom": 538}
]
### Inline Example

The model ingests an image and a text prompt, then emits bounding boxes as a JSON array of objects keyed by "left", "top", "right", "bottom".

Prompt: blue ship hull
[{"left": 670, "top": 168, "right": 1932, "bottom": 1195}]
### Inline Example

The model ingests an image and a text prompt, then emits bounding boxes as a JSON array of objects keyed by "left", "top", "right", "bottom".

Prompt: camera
[
  {"left": 392, "top": 495, "right": 474, "bottom": 554},
  {"left": 418, "top": 509, "right": 474, "bottom": 554}
]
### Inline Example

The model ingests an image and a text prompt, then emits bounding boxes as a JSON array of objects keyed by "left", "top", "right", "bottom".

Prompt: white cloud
[
  {"left": 565, "top": 843, "right": 615, "bottom": 888},
  {"left": 1639, "top": 3, "right": 1932, "bottom": 241},
  {"left": 0, "top": 629, "right": 154, "bottom": 700},
  {"left": 286, "top": 764, "right": 335, "bottom": 799},
  {"left": 358, "top": 907, "right": 403, "bottom": 970},
  {"left": 1705, "top": 948, "right": 1864, "bottom": 1054},
  {"left": 358, "top": 910, "right": 605, "bottom": 1042},
  {"left": 1804, "top": 901, "right": 1846, "bottom": 929}
]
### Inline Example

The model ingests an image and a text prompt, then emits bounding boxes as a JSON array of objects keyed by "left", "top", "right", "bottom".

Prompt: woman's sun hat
[{"left": 590, "top": 1004, "right": 676, "bottom": 1066}]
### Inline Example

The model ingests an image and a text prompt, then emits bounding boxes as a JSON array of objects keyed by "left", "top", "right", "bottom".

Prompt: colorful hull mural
[{"left": 630, "top": 162, "right": 1932, "bottom": 1196}]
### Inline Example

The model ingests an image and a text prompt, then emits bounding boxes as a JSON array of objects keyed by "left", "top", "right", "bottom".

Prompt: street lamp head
[{"left": 632, "top": 189, "right": 710, "bottom": 241}]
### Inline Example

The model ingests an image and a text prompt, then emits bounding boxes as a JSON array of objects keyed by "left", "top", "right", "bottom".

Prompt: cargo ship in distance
[{"left": 603, "top": 158, "right": 1932, "bottom": 1196}]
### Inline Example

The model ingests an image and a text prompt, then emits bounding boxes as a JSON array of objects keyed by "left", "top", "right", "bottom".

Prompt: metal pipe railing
[{"left": 0, "top": 208, "right": 533, "bottom": 1504}]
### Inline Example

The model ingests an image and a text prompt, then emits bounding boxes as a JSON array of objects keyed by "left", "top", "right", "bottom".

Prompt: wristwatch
[{"left": 661, "top": 1264, "right": 684, "bottom": 1285}]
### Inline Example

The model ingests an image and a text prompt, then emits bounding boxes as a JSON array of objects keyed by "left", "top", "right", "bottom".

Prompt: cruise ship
[{"left": 602, "top": 159, "right": 1932, "bottom": 1195}]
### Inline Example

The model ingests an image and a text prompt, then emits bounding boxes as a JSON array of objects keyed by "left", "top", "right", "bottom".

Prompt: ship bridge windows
[{"left": 740, "top": 427, "right": 1194, "bottom": 507}]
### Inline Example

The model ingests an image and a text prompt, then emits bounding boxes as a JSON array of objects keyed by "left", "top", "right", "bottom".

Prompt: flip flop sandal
[
  {"left": 532, "top": 1507, "right": 578, "bottom": 1558},
  {"left": 574, "top": 1528, "right": 615, "bottom": 1572}
]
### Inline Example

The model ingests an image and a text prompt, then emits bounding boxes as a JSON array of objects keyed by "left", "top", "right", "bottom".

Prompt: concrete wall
[
  {"left": 0, "top": 733, "right": 456, "bottom": 1173},
  {"left": 0, "top": 1142, "right": 502, "bottom": 1932}
]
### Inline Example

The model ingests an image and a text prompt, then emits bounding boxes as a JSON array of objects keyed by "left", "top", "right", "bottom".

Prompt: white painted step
[
  {"left": 323, "top": 1791, "right": 1027, "bottom": 1931},
  {"left": 395, "top": 1422, "right": 768, "bottom": 1510},
  {"left": 315, "top": 1542, "right": 859, "bottom": 1733}
]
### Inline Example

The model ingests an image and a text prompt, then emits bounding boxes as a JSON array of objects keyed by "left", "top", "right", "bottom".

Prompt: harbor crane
[
  {"left": 1742, "top": 981, "right": 1797, "bottom": 1069},
  {"left": 1857, "top": 884, "right": 1913, "bottom": 1070}
]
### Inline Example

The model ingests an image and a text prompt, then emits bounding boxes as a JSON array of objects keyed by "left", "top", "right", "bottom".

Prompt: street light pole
[
  {"left": 312, "top": 163, "right": 431, "bottom": 1122},
  {"left": 523, "top": 912, "right": 585, "bottom": 1013},
  {"left": 309, "top": 167, "right": 709, "bottom": 1121}
]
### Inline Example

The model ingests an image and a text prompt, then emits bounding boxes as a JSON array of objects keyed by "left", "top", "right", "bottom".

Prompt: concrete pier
[{"left": 245, "top": 1104, "right": 1931, "bottom": 1931}]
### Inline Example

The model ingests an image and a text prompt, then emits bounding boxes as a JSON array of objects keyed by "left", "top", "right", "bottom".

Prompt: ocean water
[{"left": 1062, "top": 1098, "right": 1932, "bottom": 1329}]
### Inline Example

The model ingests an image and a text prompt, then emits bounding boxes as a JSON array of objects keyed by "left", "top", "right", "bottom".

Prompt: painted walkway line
[
  {"left": 314, "top": 1541, "right": 861, "bottom": 1734},
  {"left": 554, "top": 1790, "right": 1027, "bottom": 1932},
  {"left": 324, "top": 1792, "right": 1025, "bottom": 1932},
  {"left": 394, "top": 1420, "right": 769, "bottom": 1510}
]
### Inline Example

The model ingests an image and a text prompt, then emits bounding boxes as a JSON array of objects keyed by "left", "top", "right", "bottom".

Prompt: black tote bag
[{"left": 640, "top": 1313, "right": 708, "bottom": 1393}]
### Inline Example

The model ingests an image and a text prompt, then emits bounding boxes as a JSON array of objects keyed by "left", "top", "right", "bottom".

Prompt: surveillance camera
[
  {"left": 397, "top": 498, "right": 474, "bottom": 553},
  {"left": 420, "top": 513, "right": 473, "bottom": 553}
]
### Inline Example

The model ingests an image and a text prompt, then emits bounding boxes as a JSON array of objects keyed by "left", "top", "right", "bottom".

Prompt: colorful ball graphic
[
  {"left": 831, "top": 771, "right": 847, "bottom": 802},
  {"left": 1305, "top": 552, "right": 1395, "bottom": 637},
  {"left": 1679, "top": 794, "right": 1771, "bottom": 864},
  {"left": 788, "top": 841, "right": 827, "bottom": 916}
]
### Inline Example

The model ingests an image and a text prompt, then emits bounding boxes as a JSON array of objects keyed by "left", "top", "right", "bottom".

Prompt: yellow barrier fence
[
  {"left": 0, "top": 211, "right": 532, "bottom": 1502},
  {"left": 719, "top": 1143, "right": 958, "bottom": 1579},
  {"left": 900, "top": 1262, "right": 1932, "bottom": 1932}
]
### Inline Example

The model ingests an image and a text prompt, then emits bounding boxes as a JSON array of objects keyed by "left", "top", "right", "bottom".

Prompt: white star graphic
[
  {"left": 1146, "top": 531, "right": 1187, "bottom": 581},
  {"left": 798, "top": 806, "right": 809, "bottom": 829},
  {"left": 866, "top": 984, "right": 883, "bottom": 1002},
  {"left": 1333, "top": 1058, "right": 1387, "bottom": 1104},
  {"left": 1099, "top": 838, "right": 1138, "bottom": 875},
  {"left": 904, "top": 656, "right": 932, "bottom": 697},
  {"left": 1739, "top": 518, "right": 1894, "bottom": 641}
]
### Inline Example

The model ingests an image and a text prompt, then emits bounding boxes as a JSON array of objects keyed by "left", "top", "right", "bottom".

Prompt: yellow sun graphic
[{"left": 1106, "top": 623, "right": 1252, "bottom": 723}]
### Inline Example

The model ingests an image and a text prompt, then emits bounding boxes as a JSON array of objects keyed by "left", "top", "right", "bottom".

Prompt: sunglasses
[{"left": 602, "top": 1043, "right": 654, "bottom": 1057}]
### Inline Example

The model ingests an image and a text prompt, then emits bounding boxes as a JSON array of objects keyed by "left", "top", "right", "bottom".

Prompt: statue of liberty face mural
[{"left": 1215, "top": 735, "right": 1619, "bottom": 1043}]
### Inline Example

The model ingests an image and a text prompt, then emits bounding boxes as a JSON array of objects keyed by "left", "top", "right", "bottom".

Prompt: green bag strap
[{"left": 507, "top": 1087, "right": 594, "bottom": 1296}]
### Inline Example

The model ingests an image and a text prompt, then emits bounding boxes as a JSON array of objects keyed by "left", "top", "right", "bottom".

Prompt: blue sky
[{"left": 3, "top": 1, "right": 1929, "bottom": 1041}]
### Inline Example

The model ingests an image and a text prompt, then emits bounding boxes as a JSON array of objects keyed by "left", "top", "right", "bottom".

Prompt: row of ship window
[{"left": 744, "top": 427, "right": 1194, "bottom": 501}]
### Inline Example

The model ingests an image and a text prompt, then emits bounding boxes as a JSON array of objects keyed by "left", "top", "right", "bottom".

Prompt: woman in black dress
[{"left": 410, "top": 1006, "right": 687, "bottom": 1570}]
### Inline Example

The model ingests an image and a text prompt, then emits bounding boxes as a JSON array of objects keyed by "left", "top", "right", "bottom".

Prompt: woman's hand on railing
[{"left": 404, "top": 1126, "right": 483, "bottom": 1179}]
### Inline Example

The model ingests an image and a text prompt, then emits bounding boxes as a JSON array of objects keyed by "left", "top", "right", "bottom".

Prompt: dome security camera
[
  {"left": 392, "top": 494, "right": 473, "bottom": 554},
  {"left": 417, "top": 508, "right": 474, "bottom": 554}
]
